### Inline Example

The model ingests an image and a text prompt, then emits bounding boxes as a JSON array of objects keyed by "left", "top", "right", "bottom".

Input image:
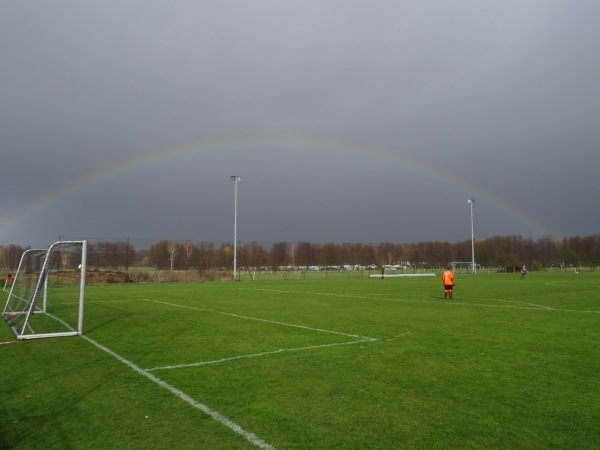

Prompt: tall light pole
[
  {"left": 230, "top": 176, "right": 242, "bottom": 282},
  {"left": 467, "top": 198, "right": 476, "bottom": 274}
]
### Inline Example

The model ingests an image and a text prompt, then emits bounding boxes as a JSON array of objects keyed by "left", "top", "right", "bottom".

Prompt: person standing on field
[
  {"left": 520, "top": 265, "right": 527, "bottom": 279},
  {"left": 442, "top": 267, "right": 455, "bottom": 299},
  {"left": 4, "top": 273, "right": 12, "bottom": 289}
]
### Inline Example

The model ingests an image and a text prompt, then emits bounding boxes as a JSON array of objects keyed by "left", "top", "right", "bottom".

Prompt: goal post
[
  {"left": 449, "top": 261, "right": 476, "bottom": 274},
  {"left": 2, "top": 240, "right": 87, "bottom": 340}
]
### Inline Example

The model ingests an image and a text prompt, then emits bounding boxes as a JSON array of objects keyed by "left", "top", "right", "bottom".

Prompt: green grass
[{"left": 2, "top": 272, "right": 600, "bottom": 449}]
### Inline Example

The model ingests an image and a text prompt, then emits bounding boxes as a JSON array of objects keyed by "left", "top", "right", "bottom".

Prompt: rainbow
[{"left": 0, "top": 136, "right": 555, "bottom": 240}]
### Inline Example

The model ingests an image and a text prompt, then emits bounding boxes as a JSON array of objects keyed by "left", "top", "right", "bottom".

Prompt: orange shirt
[{"left": 442, "top": 270, "right": 454, "bottom": 285}]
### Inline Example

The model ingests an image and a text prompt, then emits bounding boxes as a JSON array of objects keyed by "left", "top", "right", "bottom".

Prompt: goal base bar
[{"left": 17, "top": 331, "right": 80, "bottom": 340}]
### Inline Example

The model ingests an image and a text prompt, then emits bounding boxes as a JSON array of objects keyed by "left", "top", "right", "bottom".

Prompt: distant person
[
  {"left": 4, "top": 273, "right": 13, "bottom": 290},
  {"left": 520, "top": 265, "right": 527, "bottom": 279},
  {"left": 442, "top": 267, "right": 455, "bottom": 299}
]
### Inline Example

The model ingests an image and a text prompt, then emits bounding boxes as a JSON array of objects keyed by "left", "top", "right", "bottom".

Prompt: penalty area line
[
  {"left": 81, "top": 335, "right": 276, "bottom": 450},
  {"left": 145, "top": 338, "right": 376, "bottom": 372},
  {"left": 144, "top": 298, "right": 374, "bottom": 341}
]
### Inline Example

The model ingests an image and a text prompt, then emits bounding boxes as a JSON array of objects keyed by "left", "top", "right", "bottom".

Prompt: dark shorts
[{"left": 444, "top": 284, "right": 453, "bottom": 290}]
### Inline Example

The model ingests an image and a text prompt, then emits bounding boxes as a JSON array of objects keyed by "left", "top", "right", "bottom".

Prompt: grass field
[{"left": 2, "top": 271, "right": 600, "bottom": 449}]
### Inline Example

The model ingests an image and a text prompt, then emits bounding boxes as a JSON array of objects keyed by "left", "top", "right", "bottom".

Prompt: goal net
[
  {"left": 2, "top": 240, "right": 87, "bottom": 340},
  {"left": 449, "top": 261, "right": 476, "bottom": 274}
]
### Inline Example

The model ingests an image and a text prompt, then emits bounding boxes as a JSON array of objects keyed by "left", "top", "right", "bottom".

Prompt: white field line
[
  {"left": 88, "top": 299, "right": 141, "bottom": 302},
  {"left": 251, "top": 288, "right": 553, "bottom": 310},
  {"left": 146, "top": 339, "right": 373, "bottom": 372},
  {"left": 81, "top": 334, "right": 276, "bottom": 450},
  {"left": 545, "top": 281, "right": 600, "bottom": 287},
  {"left": 45, "top": 311, "right": 77, "bottom": 331},
  {"left": 80, "top": 298, "right": 379, "bottom": 449},
  {"left": 467, "top": 298, "right": 553, "bottom": 310},
  {"left": 251, "top": 288, "right": 600, "bottom": 314},
  {"left": 459, "top": 298, "right": 600, "bottom": 313},
  {"left": 142, "top": 298, "right": 376, "bottom": 372},
  {"left": 144, "top": 299, "right": 375, "bottom": 340},
  {"left": 251, "top": 288, "right": 382, "bottom": 301}
]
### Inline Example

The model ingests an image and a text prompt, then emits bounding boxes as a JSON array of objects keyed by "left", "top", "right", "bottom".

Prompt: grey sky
[{"left": 1, "top": 1, "right": 599, "bottom": 248}]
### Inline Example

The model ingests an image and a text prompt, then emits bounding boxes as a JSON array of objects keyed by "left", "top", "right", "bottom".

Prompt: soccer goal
[
  {"left": 449, "top": 261, "right": 477, "bottom": 274},
  {"left": 2, "top": 240, "right": 87, "bottom": 340}
]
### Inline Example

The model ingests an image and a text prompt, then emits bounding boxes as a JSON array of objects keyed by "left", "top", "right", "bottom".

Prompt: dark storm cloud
[{"left": 1, "top": 1, "right": 599, "bottom": 248}]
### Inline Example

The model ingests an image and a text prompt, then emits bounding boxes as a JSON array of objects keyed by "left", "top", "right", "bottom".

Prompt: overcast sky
[{"left": 1, "top": 1, "right": 599, "bottom": 249}]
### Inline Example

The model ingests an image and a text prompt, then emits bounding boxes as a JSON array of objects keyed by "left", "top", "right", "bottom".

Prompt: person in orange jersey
[
  {"left": 3, "top": 273, "right": 12, "bottom": 291},
  {"left": 441, "top": 267, "right": 455, "bottom": 299}
]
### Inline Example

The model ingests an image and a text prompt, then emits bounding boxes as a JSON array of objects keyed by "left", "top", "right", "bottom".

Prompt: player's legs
[{"left": 444, "top": 284, "right": 453, "bottom": 299}]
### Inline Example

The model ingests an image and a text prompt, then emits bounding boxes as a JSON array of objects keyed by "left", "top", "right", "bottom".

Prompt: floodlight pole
[
  {"left": 468, "top": 198, "right": 476, "bottom": 274},
  {"left": 230, "top": 176, "right": 242, "bottom": 282}
]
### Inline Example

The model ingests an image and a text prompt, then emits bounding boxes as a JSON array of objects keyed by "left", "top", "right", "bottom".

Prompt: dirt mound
[
  {"left": 85, "top": 270, "right": 134, "bottom": 284},
  {"left": 53, "top": 269, "right": 145, "bottom": 285}
]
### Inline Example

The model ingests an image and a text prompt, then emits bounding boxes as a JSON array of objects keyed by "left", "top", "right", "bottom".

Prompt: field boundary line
[
  {"left": 81, "top": 334, "right": 276, "bottom": 450},
  {"left": 146, "top": 339, "right": 374, "bottom": 372}
]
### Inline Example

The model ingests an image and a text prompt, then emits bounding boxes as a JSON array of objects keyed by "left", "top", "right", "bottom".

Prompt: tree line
[{"left": 2, "top": 234, "right": 599, "bottom": 273}]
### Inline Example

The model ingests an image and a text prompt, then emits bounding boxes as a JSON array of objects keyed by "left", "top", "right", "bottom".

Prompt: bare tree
[
  {"left": 270, "top": 242, "right": 288, "bottom": 270},
  {"left": 167, "top": 241, "right": 177, "bottom": 270},
  {"left": 183, "top": 240, "right": 194, "bottom": 269}
]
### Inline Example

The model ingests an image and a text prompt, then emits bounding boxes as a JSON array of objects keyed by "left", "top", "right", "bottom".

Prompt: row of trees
[{"left": 2, "top": 234, "right": 599, "bottom": 273}]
